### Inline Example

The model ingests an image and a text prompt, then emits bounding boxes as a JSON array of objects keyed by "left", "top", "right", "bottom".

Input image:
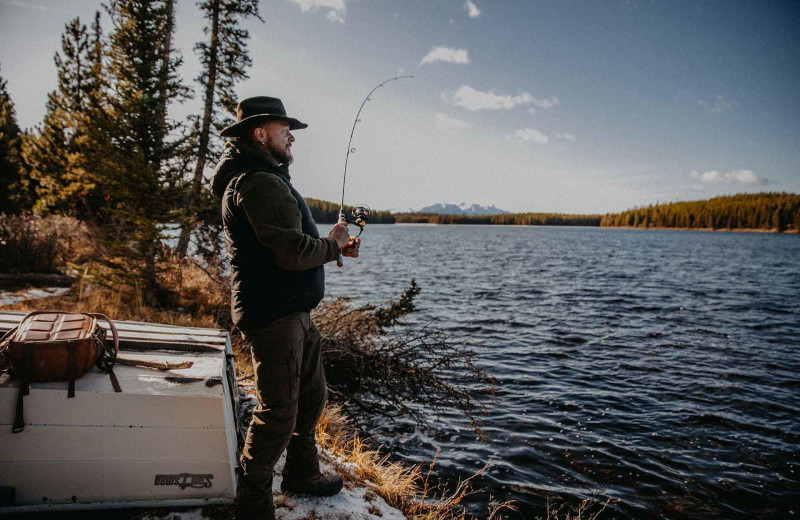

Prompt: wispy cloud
[
  {"left": 698, "top": 95, "right": 735, "bottom": 113},
  {"left": 420, "top": 46, "right": 470, "bottom": 65},
  {"left": 527, "top": 97, "right": 560, "bottom": 114},
  {"left": 434, "top": 113, "right": 470, "bottom": 133},
  {"left": 464, "top": 0, "right": 480, "bottom": 18},
  {"left": 690, "top": 169, "right": 772, "bottom": 187},
  {"left": 676, "top": 90, "right": 736, "bottom": 114},
  {"left": 446, "top": 85, "right": 558, "bottom": 112},
  {"left": 0, "top": 0, "right": 69, "bottom": 12},
  {"left": 513, "top": 127, "right": 549, "bottom": 145},
  {"left": 555, "top": 132, "right": 576, "bottom": 141},
  {"left": 288, "top": 0, "right": 348, "bottom": 23}
]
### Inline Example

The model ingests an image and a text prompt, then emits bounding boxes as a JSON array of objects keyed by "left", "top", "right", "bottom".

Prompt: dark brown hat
[{"left": 220, "top": 96, "right": 308, "bottom": 137}]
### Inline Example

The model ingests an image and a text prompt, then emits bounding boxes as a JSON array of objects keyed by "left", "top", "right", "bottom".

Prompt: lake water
[{"left": 322, "top": 224, "right": 800, "bottom": 519}]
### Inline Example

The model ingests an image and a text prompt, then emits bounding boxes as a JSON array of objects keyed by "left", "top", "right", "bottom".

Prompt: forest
[
  {"left": 601, "top": 192, "right": 800, "bottom": 232},
  {"left": 305, "top": 198, "right": 396, "bottom": 224},
  {"left": 0, "top": 0, "right": 265, "bottom": 306},
  {"left": 389, "top": 193, "right": 800, "bottom": 232},
  {"left": 393, "top": 212, "right": 601, "bottom": 226}
]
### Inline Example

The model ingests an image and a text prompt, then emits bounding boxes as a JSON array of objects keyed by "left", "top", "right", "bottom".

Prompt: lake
[{"left": 322, "top": 224, "right": 800, "bottom": 519}]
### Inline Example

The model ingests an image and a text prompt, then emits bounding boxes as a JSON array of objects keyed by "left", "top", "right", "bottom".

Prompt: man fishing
[{"left": 211, "top": 96, "right": 360, "bottom": 519}]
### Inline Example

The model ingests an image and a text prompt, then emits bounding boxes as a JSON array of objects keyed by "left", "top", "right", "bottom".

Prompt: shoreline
[
  {"left": 352, "top": 222, "right": 796, "bottom": 233},
  {"left": 601, "top": 225, "right": 792, "bottom": 233}
]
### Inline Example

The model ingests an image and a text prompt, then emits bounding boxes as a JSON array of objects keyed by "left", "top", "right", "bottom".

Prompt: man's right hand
[{"left": 329, "top": 222, "right": 351, "bottom": 249}]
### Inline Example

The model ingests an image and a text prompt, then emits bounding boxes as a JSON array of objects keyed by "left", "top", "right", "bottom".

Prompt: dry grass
[
  {"left": 0, "top": 213, "right": 92, "bottom": 274},
  {"left": 315, "top": 404, "right": 517, "bottom": 520},
  {"left": 540, "top": 493, "right": 614, "bottom": 520},
  {"left": 0, "top": 255, "right": 225, "bottom": 330}
]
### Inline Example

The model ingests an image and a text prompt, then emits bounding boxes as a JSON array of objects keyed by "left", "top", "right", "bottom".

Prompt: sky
[{"left": 1, "top": 0, "right": 798, "bottom": 214}]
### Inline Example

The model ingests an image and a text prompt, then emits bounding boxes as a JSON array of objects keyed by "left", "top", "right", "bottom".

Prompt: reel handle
[{"left": 337, "top": 210, "right": 345, "bottom": 267}]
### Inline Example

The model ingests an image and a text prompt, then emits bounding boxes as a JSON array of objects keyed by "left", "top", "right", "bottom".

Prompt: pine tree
[
  {"left": 97, "top": 0, "right": 190, "bottom": 304},
  {"left": 0, "top": 65, "right": 30, "bottom": 214},
  {"left": 175, "top": 0, "right": 262, "bottom": 257},
  {"left": 23, "top": 14, "right": 105, "bottom": 219}
]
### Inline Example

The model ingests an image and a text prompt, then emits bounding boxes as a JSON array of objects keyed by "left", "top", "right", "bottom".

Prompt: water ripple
[{"left": 324, "top": 225, "right": 800, "bottom": 519}]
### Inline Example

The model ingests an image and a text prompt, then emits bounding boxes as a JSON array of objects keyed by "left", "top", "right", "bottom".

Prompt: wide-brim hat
[{"left": 220, "top": 96, "right": 308, "bottom": 137}]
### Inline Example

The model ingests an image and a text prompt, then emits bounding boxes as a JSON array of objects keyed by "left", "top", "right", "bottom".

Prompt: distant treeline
[
  {"left": 601, "top": 192, "right": 800, "bottom": 232},
  {"left": 305, "top": 198, "right": 396, "bottom": 224},
  {"left": 311, "top": 192, "right": 800, "bottom": 232},
  {"left": 393, "top": 212, "right": 602, "bottom": 226}
]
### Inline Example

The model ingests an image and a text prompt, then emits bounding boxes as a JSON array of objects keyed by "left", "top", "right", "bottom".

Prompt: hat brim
[{"left": 220, "top": 113, "right": 308, "bottom": 137}]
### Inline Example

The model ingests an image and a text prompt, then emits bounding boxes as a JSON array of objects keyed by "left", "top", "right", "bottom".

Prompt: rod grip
[{"left": 337, "top": 211, "right": 345, "bottom": 267}]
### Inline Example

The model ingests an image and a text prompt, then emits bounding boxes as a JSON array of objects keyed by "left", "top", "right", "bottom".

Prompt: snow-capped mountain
[{"left": 417, "top": 203, "right": 510, "bottom": 216}]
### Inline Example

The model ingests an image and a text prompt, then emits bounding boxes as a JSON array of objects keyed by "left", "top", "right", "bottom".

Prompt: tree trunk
[
  {"left": 177, "top": 0, "right": 220, "bottom": 258},
  {"left": 157, "top": 0, "right": 174, "bottom": 121}
]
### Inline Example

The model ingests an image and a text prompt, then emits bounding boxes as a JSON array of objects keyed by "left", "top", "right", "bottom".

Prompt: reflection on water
[{"left": 323, "top": 225, "right": 800, "bottom": 519}]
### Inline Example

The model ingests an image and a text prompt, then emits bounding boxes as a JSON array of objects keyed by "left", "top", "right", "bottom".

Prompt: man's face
[{"left": 255, "top": 120, "right": 294, "bottom": 165}]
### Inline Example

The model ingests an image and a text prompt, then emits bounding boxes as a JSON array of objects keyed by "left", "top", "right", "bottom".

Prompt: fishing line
[{"left": 337, "top": 74, "right": 413, "bottom": 266}]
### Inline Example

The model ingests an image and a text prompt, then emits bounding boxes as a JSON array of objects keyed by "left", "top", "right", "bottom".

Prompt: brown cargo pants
[{"left": 239, "top": 310, "right": 327, "bottom": 495}]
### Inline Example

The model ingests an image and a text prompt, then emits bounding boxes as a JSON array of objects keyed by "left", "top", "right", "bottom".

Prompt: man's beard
[{"left": 267, "top": 142, "right": 293, "bottom": 165}]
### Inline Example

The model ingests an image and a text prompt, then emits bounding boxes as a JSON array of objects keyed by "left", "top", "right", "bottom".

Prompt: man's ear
[{"left": 252, "top": 125, "right": 265, "bottom": 144}]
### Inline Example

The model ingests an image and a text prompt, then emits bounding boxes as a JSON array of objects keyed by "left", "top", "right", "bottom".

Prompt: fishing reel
[{"left": 343, "top": 205, "right": 370, "bottom": 238}]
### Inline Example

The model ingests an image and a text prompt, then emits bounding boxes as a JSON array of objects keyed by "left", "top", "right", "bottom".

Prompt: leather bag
[{"left": 0, "top": 311, "right": 122, "bottom": 433}]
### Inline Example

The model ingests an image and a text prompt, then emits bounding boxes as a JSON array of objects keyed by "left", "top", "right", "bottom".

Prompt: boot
[
  {"left": 236, "top": 474, "right": 275, "bottom": 520},
  {"left": 280, "top": 472, "right": 343, "bottom": 497}
]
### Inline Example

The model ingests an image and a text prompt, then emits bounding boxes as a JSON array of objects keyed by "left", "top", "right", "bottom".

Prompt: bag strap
[
  {"left": 66, "top": 341, "right": 77, "bottom": 398},
  {"left": 3, "top": 313, "right": 39, "bottom": 433},
  {"left": 89, "top": 313, "right": 122, "bottom": 393},
  {"left": 0, "top": 310, "right": 41, "bottom": 353},
  {"left": 89, "top": 313, "right": 118, "bottom": 362},
  {"left": 12, "top": 345, "right": 33, "bottom": 433}
]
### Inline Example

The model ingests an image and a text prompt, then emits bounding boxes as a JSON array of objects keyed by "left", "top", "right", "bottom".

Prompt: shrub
[{"left": 0, "top": 213, "right": 90, "bottom": 274}]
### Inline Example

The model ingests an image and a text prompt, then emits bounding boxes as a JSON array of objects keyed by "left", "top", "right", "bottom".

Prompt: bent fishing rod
[{"left": 337, "top": 74, "right": 413, "bottom": 267}]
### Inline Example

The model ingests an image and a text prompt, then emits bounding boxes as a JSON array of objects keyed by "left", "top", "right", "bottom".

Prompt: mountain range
[{"left": 416, "top": 203, "right": 511, "bottom": 216}]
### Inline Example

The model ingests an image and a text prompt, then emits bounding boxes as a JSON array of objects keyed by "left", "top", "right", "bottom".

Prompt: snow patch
[
  {"left": 143, "top": 451, "right": 405, "bottom": 520},
  {"left": 0, "top": 286, "right": 70, "bottom": 306}
]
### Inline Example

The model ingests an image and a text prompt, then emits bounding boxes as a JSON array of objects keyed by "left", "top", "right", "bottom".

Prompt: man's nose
[{"left": 288, "top": 133, "right": 295, "bottom": 142}]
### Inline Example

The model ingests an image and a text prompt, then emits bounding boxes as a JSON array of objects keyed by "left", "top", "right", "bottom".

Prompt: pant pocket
[{"left": 253, "top": 343, "right": 302, "bottom": 409}]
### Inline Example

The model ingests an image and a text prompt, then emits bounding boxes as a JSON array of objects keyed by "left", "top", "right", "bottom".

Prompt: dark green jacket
[{"left": 211, "top": 140, "right": 340, "bottom": 330}]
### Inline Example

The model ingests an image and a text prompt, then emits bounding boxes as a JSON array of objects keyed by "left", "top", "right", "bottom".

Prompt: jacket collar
[
  {"left": 211, "top": 139, "right": 291, "bottom": 198},
  {"left": 235, "top": 138, "right": 291, "bottom": 181}
]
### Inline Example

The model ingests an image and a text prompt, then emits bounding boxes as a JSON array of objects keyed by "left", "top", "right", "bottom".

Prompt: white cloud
[
  {"left": 464, "top": 0, "right": 480, "bottom": 18},
  {"left": 445, "top": 85, "right": 532, "bottom": 111},
  {"left": 445, "top": 86, "right": 558, "bottom": 112},
  {"left": 676, "top": 90, "right": 736, "bottom": 113},
  {"left": 690, "top": 169, "right": 772, "bottom": 186},
  {"left": 556, "top": 133, "right": 576, "bottom": 141},
  {"left": 513, "top": 127, "right": 549, "bottom": 145},
  {"left": 288, "top": 0, "right": 348, "bottom": 24},
  {"left": 531, "top": 97, "right": 559, "bottom": 109},
  {"left": 528, "top": 98, "right": 559, "bottom": 114},
  {"left": 434, "top": 113, "right": 470, "bottom": 133},
  {"left": 420, "top": 46, "right": 470, "bottom": 65}
]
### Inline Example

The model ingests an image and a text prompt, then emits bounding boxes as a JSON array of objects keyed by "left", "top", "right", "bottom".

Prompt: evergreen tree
[
  {"left": 176, "top": 0, "right": 262, "bottom": 257},
  {"left": 23, "top": 14, "right": 105, "bottom": 218},
  {"left": 96, "top": 0, "right": 190, "bottom": 304},
  {"left": 601, "top": 193, "right": 800, "bottom": 232},
  {"left": 0, "top": 65, "right": 30, "bottom": 214}
]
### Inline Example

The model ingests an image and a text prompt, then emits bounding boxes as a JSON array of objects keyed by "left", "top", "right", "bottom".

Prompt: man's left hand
[{"left": 341, "top": 237, "right": 360, "bottom": 258}]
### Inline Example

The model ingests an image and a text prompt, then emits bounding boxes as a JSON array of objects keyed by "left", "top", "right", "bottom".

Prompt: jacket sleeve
[{"left": 238, "top": 172, "right": 340, "bottom": 271}]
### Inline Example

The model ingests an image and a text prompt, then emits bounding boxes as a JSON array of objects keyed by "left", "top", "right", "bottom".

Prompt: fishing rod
[{"left": 337, "top": 74, "right": 414, "bottom": 267}]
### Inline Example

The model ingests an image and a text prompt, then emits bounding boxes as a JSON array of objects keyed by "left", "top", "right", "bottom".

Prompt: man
[{"left": 211, "top": 96, "right": 359, "bottom": 519}]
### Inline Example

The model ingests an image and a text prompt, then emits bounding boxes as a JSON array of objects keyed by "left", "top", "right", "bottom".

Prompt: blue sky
[{"left": 1, "top": 0, "right": 798, "bottom": 213}]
